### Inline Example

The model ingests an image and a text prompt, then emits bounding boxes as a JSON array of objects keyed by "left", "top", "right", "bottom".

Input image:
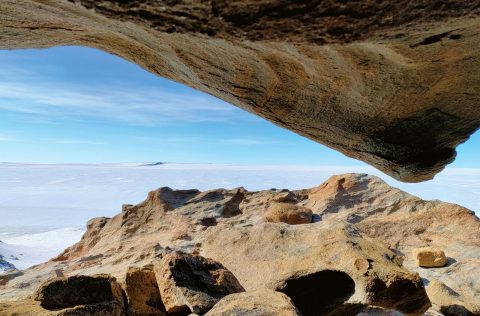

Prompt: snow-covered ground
[
  {"left": 0, "top": 163, "right": 479, "bottom": 271},
  {"left": 0, "top": 227, "right": 84, "bottom": 270}
]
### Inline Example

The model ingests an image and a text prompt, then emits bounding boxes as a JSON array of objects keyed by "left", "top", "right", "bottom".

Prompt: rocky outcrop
[
  {"left": 154, "top": 251, "right": 244, "bottom": 314},
  {"left": 0, "top": 268, "right": 22, "bottom": 286},
  {"left": 205, "top": 290, "right": 300, "bottom": 316},
  {"left": 204, "top": 222, "right": 429, "bottom": 315},
  {"left": 124, "top": 265, "right": 165, "bottom": 316},
  {"left": 1, "top": 1, "right": 480, "bottom": 182},
  {"left": 264, "top": 202, "right": 313, "bottom": 225},
  {"left": 1, "top": 173, "right": 479, "bottom": 315},
  {"left": 413, "top": 247, "right": 448, "bottom": 268},
  {"left": 34, "top": 275, "right": 124, "bottom": 310},
  {"left": 0, "top": 299, "right": 125, "bottom": 316}
]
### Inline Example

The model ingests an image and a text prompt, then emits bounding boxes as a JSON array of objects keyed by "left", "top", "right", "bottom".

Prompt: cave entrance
[{"left": 278, "top": 270, "right": 355, "bottom": 316}]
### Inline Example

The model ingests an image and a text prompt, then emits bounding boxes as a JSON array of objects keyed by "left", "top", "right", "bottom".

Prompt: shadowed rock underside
[{"left": 1, "top": 1, "right": 480, "bottom": 181}]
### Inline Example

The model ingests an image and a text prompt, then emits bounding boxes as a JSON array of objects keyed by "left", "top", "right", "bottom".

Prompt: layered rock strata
[{"left": 1, "top": 1, "right": 480, "bottom": 181}]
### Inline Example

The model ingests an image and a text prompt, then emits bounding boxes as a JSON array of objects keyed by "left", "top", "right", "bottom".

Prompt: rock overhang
[{"left": 1, "top": 0, "right": 479, "bottom": 182}]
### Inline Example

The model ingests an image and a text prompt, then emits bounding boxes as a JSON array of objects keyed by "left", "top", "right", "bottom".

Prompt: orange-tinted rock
[
  {"left": 413, "top": 247, "right": 448, "bottom": 268},
  {"left": 205, "top": 290, "right": 300, "bottom": 316},
  {"left": 124, "top": 265, "right": 166, "bottom": 316},
  {"left": 264, "top": 202, "right": 313, "bottom": 225},
  {"left": 154, "top": 252, "right": 244, "bottom": 314}
]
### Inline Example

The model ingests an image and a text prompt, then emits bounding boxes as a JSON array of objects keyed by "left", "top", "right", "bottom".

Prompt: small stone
[{"left": 413, "top": 247, "right": 448, "bottom": 268}]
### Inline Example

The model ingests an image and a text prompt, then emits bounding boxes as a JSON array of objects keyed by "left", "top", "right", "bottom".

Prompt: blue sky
[{"left": 0, "top": 46, "right": 478, "bottom": 167}]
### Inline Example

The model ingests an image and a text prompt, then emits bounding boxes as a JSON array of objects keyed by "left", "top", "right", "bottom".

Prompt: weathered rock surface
[
  {"left": 124, "top": 265, "right": 166, "bottom": 316},
  {"left": 413, "top": 247, "right": 448, "bottom": 268},
  {"left": 426, "top": 279, "right": 480, "bottom": 316},
  {"left": 0, "top": 268, "right": 23, "bottom": 286},
  {"left": 264, "top": 202, "right": 313, "bottom": 225},
  {"left": 204, "top": 289, "right": 300, "bottom": 316},
  {"left": 0, "top": 274, "right": 127, "bottom": 315},
  {"left": 0, "top": 299, "right": 125, "bottom": 316},
  {"left": 1, "top": 173, "right": 479, "bottom": 315},
  {"left": 1, "top": 1, "right": 480, "bottom": 181},
  {"left": 155, "top": 251, "right": 244, "bottom": 314},
  {"left": 204, "top": 222, "right": 429, "bottom": 315},
  {"left": 34, "top": 274, "right": 124, "bottom": 310}
]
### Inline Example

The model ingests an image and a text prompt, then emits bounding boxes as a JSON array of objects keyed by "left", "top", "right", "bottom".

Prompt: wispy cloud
[
  {"left": 0, "top": 69, "right": 244, "bottom": 125},
  {"left": 132, "top": 136, "right": 203, "bottom": 143},
  {"left": 218, "top": 138, "right": 271, "bottom": 145},
  {"left": 131, "top": 136, "right": 284, "bottom": 146},
  {"left": 45, "top": 139, "right": 107, "bottom": 145},
  {"left": 0, "top": 132, "right": 19, "bottom": 142}
]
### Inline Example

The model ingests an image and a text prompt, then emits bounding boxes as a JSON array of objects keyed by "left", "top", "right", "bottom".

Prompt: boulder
[
  {"left": 124, "top": 265, "right": 166, "bottom": 316},
  {"left": 154, "top": 252, "right": 245, "bottom": 314},
  {"left": 264, "top": 203, "right": 312, "bottom": 225},
  {"left": 205, "top": 290, "right": 300, "bottom": 316},
  {"left": 426, "top": 279, "right": 480, "bottom": 316},
  {"left": 34, "top": 275, "right": 124, "bottom": 310},
  {"left": 413, "top": 247, "right": 448, "bottom": 268}
]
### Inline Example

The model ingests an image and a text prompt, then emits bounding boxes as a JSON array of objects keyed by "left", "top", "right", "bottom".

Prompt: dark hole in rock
[
  {"left": 278, "top": 270, "right": 355, "bottom": 316},
  {"left": 200, "top": 217, "right": 217, "bottom": 226},
  {"left": 441, "top": 304, "right": 474, "bottom": 316},
  {"left": 449, "top": 34, "right": 462, "bottom": 40},
  {"left": 410, "top": 31, "right": 451, "bottom": 47}
]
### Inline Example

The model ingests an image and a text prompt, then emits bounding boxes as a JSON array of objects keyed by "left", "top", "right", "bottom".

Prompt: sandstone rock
[
  {"left": 34, "top": 275, "right": 124, "bottom": 310},
  {"left": 0, "top": 299, "right": 124, "bottom": 316},
  {"left": 57, "top": 301, "right": 125, "bottom": 316},
  {"left": 54, "top": 217, "right": 110, "bottom": 261},
  {"left": 426, "top": 279, "right": 480, "bottom": 316},
  {"left": 413, "top": 247, "right": 448, "bottom": 268},
  {"left": 124, "top": 265, "right": 166, "bottom": 316},
  {"left": 264, "top": 202, "right": 313, "bottom": 225},
  {"left": 205, "top": 290, "right": 300, "bottom": 316},
  {"left": 1, "top": 2, "right": 480, "bottom": 182},
  {"left": 154, "top": 252, "right": 245, "bottom": 314},
  {"left": 204, "top": 223, "right": 430, "bottom": 315},
  {"left": 0, "top": 269, "right": 23, "bottom": 286},
  {"left": 2, "top": 174, "right": 479, "bottom": 315}
]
